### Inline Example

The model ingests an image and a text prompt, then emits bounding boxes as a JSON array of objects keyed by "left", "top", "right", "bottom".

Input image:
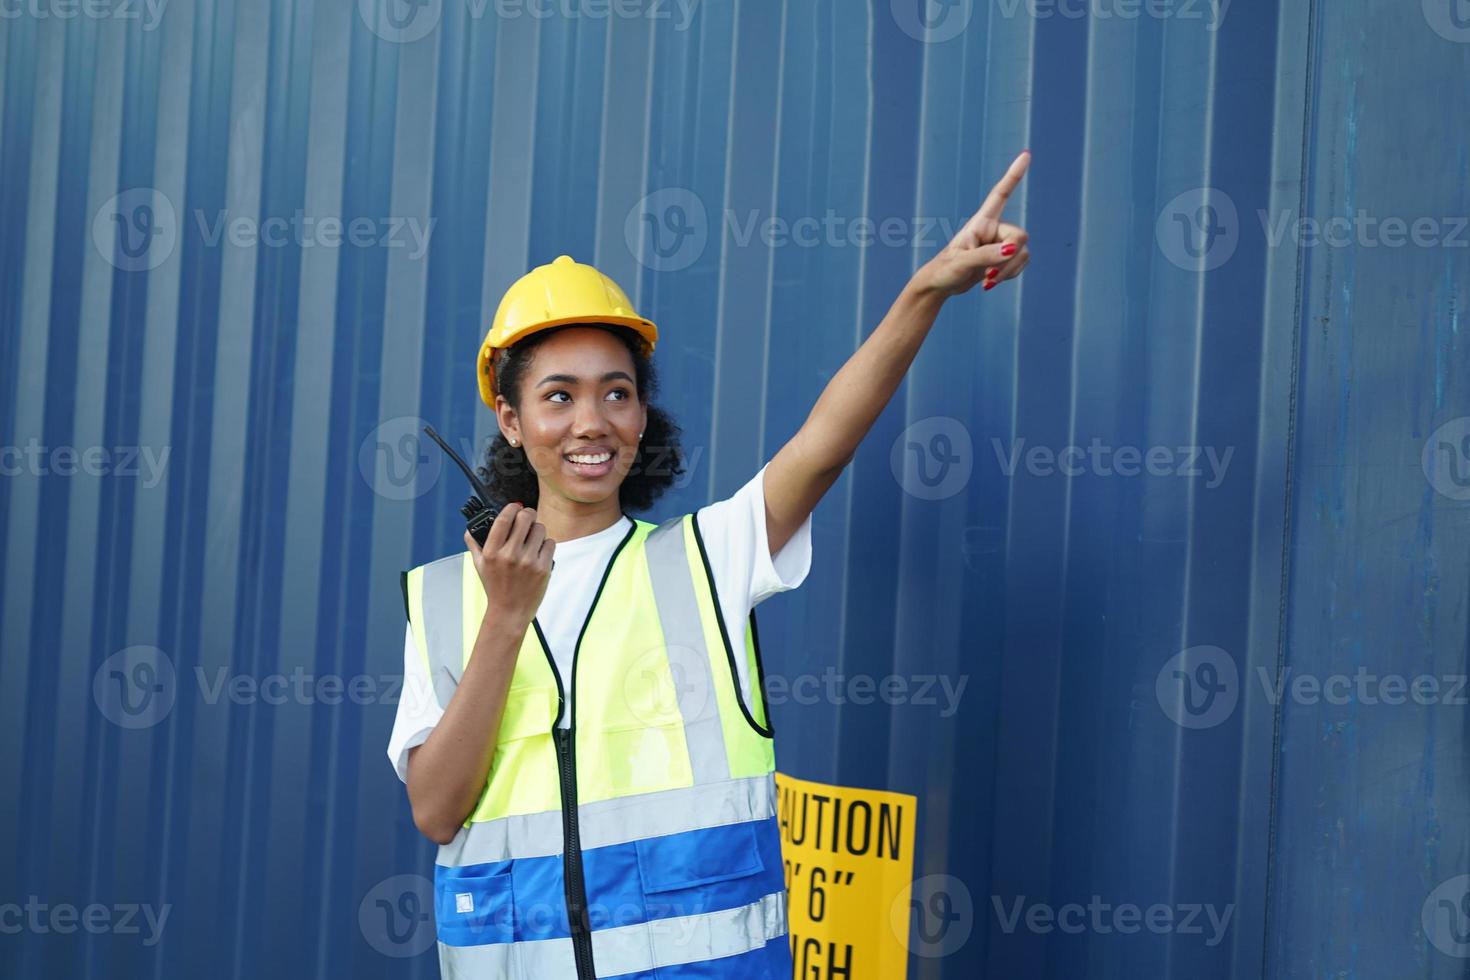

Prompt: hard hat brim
[{"left": 478, "top": 314, "right": 658, "bottom": 408}]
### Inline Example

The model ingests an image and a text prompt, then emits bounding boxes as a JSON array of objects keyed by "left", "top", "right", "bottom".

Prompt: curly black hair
[{"left": 475, "top": 323, "right": 687, "bottom": 512}]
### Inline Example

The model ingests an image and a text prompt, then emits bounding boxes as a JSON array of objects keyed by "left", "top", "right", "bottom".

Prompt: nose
[{"left": 571, "top": 397, "right": 609, "bottom": 439}]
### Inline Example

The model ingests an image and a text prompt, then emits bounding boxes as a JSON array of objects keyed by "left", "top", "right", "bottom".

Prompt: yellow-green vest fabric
[{"left": 401, "top": 511, "right": 793, "bottom": 979}]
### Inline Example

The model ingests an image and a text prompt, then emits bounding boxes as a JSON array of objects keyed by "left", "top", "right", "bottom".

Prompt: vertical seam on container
[{"left": 1260, "top": 0, "right": 1319, "bottom": 973}]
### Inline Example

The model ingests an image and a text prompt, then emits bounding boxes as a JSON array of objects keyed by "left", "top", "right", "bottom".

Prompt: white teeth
[{"left": 567, "top": 452, "right": 612, "bottom": 464}]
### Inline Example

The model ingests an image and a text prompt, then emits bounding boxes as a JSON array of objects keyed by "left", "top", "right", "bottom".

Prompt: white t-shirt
[{"left": 386, "top": 461, "right": 814, "bottom": 783}]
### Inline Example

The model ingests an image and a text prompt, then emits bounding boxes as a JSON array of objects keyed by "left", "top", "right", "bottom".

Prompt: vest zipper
[
  {"left": 554, "top": 727, "right": 596, "bottom": 979},
  {"left": 533, "top": 517, "right": 635, "bottom": 980}
]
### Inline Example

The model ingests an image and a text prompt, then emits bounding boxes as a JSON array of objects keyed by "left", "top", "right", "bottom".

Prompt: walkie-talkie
[{"left": 422, "top": 425, "right": 500, "bottom": 547}]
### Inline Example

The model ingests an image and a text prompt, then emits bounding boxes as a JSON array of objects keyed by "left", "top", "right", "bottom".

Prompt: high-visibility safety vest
[{"left": 401, "top": 512, "right": 794, "bottom": 979}]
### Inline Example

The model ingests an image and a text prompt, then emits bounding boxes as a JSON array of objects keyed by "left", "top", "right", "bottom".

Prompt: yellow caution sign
[{"left": 775, "top": 771, "right": 917, "bottom": 978}]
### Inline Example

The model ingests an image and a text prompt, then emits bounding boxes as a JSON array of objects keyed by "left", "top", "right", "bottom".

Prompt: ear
[{"left": 495, "top": 394, "right": 519, "bottom": 445}]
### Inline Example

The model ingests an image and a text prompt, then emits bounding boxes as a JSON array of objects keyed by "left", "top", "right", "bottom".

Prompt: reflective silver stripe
[
  {"left": 437, "top": 939, "right": 518, "bottom": 979},
  {"left": 422, "top": 556, "right": 464, "bottom": 710},
  {"left": 644, "top": 515, "right": 730, "bottom": 784},
  {"left": 438, "top": 772, "right": 777, "bottom": 866},
  {"left": 437, "top": 889, "right": 788, "bottom": 978}
]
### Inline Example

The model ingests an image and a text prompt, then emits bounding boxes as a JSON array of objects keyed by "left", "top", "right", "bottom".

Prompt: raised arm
[{"left": 763, "top": 150, "right": 1033, "bottom": 556}]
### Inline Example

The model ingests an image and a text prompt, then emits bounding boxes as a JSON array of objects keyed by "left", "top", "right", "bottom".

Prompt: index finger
[
  {"left": 485, "top": 501, "right": 523, "bottom": 551},
  {"left": 977, "top": 150, "right": 1031, "bottom": 222}
]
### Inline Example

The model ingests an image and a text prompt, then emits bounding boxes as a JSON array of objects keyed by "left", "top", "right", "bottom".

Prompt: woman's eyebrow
[{"left": 535, "top": 370, "right": 635, "bottom": 387}]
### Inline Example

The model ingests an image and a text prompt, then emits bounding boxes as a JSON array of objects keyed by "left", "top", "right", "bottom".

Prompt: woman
[{"left": 387, "top": 151, "right": 1031, "bottom": 979}]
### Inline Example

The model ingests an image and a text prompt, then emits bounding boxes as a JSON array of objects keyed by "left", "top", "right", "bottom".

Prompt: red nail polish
[
  {"left": 984, "top": 281, "right": 995, "bottom": 291},
  {"left": 986, "top": 267, "right": 999, "bottom": 279},
  {"left": 1001, "top": 243, "right": 1017, "bottom": 257}
]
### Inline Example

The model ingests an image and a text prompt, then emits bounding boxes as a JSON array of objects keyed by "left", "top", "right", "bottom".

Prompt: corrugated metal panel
[{"left": 1, "top": 1, "right": 1465, "bottom": 978}]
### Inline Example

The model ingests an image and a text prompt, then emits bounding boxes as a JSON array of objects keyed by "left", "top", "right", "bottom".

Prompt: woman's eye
[
  {"left": 607, "top": 388, "right": 630, "bottom": 401},
  {"left": 548, "top": 391, "right": 570, "bottom": 403}
]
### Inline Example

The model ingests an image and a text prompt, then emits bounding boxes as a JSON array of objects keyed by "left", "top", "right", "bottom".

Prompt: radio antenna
[{"left": 422, "top": 425, "right": 494, "bottom": 503}]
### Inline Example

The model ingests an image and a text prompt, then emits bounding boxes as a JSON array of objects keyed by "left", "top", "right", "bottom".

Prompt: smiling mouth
[{"left": 564, "top": 450, "right": 615, "bottom": 476}]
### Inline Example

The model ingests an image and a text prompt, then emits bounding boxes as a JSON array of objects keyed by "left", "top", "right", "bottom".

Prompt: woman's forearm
[{"left": 405, "top": 609, "right": 526, "bottom": 844}]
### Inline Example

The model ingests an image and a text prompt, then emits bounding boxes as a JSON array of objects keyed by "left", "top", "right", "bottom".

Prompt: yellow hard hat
[{"left": 478, "top": 255, "right": 658, "bottom": 407}]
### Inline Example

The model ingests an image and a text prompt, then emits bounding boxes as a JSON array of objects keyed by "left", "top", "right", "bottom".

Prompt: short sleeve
[
  {"left": 387, "top": 622, "right": 444, "bottom": 784},
  {"left": 693, "top": 462, "right": 814, "bottom": 702}
]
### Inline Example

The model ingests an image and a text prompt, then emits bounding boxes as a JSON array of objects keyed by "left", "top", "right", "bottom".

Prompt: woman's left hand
[{"left": 914, "top": 150, "right": 1032, "bottom": 298}]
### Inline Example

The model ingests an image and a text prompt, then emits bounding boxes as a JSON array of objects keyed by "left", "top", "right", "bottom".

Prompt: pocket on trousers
[{"left": 435, "top": 864, "right": 516, "bottom": 947}]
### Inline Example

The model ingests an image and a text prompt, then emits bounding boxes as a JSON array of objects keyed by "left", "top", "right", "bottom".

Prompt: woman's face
[{"left": 496, "top": 326, "right": 648, "bottom": 505}]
